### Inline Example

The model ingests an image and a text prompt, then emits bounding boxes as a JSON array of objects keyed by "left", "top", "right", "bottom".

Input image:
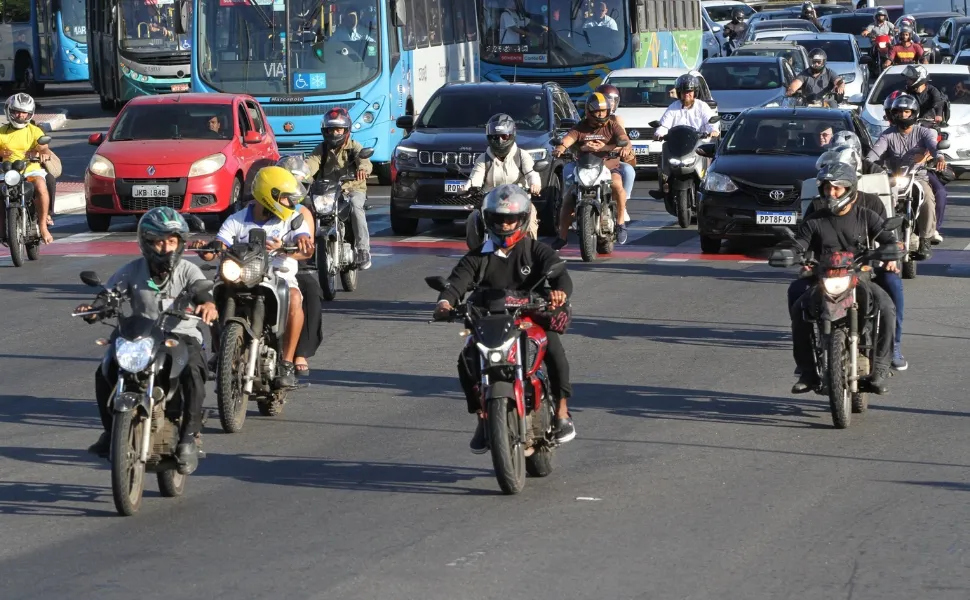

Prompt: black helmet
[
  {"left": 903, "top": 64, "right": 928, "bottom": 91},
  {"left": 816, "top": 161, "right": 858, "bottom": 214},
  {"left": 801, "top": 1, "right": 815, "bottom": 18},
  {"left": 732, "top": 8, "right": 744, "bottom": 21},
  {"left": 137, "top": 207, "right": 189, "bottom": 275},
  {"left": 674, "top": 73, "right": 699, "bottom": 99},
  {"left": 875, "top": 7, "right": 887, "bottom": 20},
  {"left": 486, "top": 113, "right": 516, "bottom": 158},
  {"left": 320, "top": 107, "right": 352, "bottom": 146},
  {"left": 808, "top": 48, "right": 827, "bottom": 73},
  {"left": 891, "top": 93, "right": 920, "bottom": 127},
  {"left": 482, "top": 184, "right": 531, "bottom": 248},
  {"left": 584, "top": 92, "right": 611, "bottom": 125}
]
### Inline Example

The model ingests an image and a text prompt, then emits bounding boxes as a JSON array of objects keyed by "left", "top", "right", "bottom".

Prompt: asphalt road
[{"left": 1, "top": 85, "right": 969, "bottom": 599}]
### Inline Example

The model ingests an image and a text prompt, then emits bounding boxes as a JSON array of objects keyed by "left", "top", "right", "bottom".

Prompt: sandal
[{"left": 294, "top": 360, "right": 310, "bottom": 375}]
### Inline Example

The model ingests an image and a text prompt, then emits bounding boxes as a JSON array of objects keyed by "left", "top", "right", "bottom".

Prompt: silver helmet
[
  {"left": 482, "top": 184, "right": 531, "bottom": 248},
  {"left": 5, "top": 93, "right": 34, "bottom": 130}
]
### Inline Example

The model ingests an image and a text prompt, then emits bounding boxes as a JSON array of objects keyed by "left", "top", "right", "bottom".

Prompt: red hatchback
[{"left": 84, "top": 93, "right": 280, "bottom": 231}]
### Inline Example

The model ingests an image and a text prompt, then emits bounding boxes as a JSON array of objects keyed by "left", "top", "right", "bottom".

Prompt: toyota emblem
[
  {"left": 629, "top": 129, "right": 640, "bottom": 139},
  {"left": 769, "top": 189, "right": 786, "bottom": 201},
  {"left": 283, "top": 121, "right": 295, "bottom": 132},
  {"left": 147, "top": 166, "right": 156, "bottom": 176}
]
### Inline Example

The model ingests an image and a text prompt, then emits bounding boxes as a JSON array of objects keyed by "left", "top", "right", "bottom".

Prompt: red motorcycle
[
  {"left": 426, "top": 262, "right": 566, "bottom": 495},
  {"left": 872, "top": 34, "right": 892, "bottom": 75}
]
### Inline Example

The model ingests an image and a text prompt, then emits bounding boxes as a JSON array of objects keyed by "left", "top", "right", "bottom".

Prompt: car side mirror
[
  {"left": 174, "top": 0, "right": 189, "bottom": 35},
  {"left": 559, "top": 118, "right": 578, "bottom": 129},
  {"left": 425, "top": 275, "right": 449, "bottom": 292},
  {"left": 696, "top": 143, "right": 716, "bottom": 158},
  {"left": 243, "top": 131, "right": 262, "bottom": 145},
  {"left": 184, "top": 214, "right": 206, "bottom": 232},
  {"left": 396, "top": 115, "right": 414, "bottom": 130},
  {"left": 80, "top": 271, "right": 103, "bottom": 287},
  {"left": 38, "top": 136, "right": 51, "bottom": 146},
  {"left": 290, "top": 214, "right": 305, "bottom": 231},
  {"left": 883, "top": 215, "right": 903, "bottom": 231},
  {"left": 88, "top": 132, "right": 105, "bottom": 146},
  {"left": 533, "top": 159, "right": 550, "bottom": 172},
  {"left": 768, "top": 248, "right": 796, "bottom": 267},
  {"left": 358, "top": 147, "right": 374, "bottom": 159},
  {"left": 708, "top": 115, "right": 721, "bottom": 124},
  {"left": 937, "top": 140, "right": 951, "bottom": 150},
  {"left": 860, "top": 54, "right": 872, "bottom": 64},
  {"left": 648, "top": 120, "right": 660, "bottom": 128}
]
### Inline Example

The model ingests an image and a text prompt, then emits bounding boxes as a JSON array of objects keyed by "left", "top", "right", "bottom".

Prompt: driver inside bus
[
  {"left": 332, "top": 4, "right": 376, "bottom": 43},
  {"left": 584, "top": 1, "right": 618, "bottom": 30}
]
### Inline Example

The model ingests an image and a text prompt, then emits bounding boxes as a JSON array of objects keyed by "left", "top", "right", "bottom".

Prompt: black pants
[
  {"left": 46, "top": 173, "right": 55, "bottom": 215},
  {"left": 295, "top": 271, "right": 323, "bottom": 359},
  {"left": 790, "top": 280, "right": 896, "bottom": 374},
  {"left": 457, "top": 331, "right": 572, "bottom": 413},
  {"left": 95, "top": 336, "right": 207, "bottom": 436}
]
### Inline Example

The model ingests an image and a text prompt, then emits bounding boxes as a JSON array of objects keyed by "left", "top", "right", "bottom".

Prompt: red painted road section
[{"left": 56, "top": 181, "right": 85, "bottom": 194}]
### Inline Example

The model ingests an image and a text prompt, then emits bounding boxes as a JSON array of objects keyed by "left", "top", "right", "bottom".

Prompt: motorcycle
[
  {"left": 871, "top": 34, "right": 892, "bottom": 75},
  {"left": 3, "top": 135, "right": 51, "bottom": 267},
  {"left": 307, "top": 147, "right": 374, "bottom": 301},
  {"left": 649, "top": 117, "right": 720, "bottom": 228},
  {"left": 72, "top": 270, "right": 214, "bottom": 516},
  {"left": 204, "top": 216, "right": 306, "bottom": 432},
  {"left": 770, "top": 217, "right": 903, "bottom": 429},
  {"left": 425, "top": 260, "right": 567, "bottom": 494}
]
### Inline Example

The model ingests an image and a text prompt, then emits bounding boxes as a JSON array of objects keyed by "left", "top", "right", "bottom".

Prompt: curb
[
  {"left": 34, "top": 109, "right": 69, "bottom": 133},
  {"left": 56, "top": 191, "right": 86, "bottom": 215}
]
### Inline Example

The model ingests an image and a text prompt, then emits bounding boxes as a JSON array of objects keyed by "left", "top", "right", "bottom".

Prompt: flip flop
[{"left": 295, "top": 362, "right": 310, "bottom": 375}]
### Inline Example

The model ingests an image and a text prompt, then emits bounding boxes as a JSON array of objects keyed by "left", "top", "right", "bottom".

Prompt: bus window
[
  {"left": 404, "top": 0, "right": 430, "bottom": 48},
  {"left": 442, "top": 0, "right": 457, "bottom": 45},
  {"left": 4, "top": 0, "right": 30, "bottom": 23},
  {"left": 428, "top": 0, "right": 442, "bottom": 46}
]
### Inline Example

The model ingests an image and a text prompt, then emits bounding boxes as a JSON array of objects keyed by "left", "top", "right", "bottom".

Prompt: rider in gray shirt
[{"left": 786, "top": 49, "right": 845, "bottom": 103}]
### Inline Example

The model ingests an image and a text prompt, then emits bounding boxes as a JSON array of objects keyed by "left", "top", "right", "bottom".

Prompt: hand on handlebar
[
  {"left": 73, "top": 303, "right": 101, "bottom": 323},
  {"left": 356, "top": 169, "right": 368, "bottom": 181},
  {"left": 433, "top": 300, "right": 453, "bottom": 321},
  {"left": 266, "top": 237, "right": 283, "bottom": 253},
  {"left": 193, "top": 301, "right": 219, "bottom": 325},
  {"left": 548, "top": 290, "right": 567, "bottom": 309},
  {"left": 296, "top": 235, "right": 315, "bottom": 256}
]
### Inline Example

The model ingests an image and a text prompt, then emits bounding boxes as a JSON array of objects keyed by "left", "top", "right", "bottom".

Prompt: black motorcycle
[
  {"left": 73, "top": 271, "right": 214, "bottom": 516},
  {"left": 3, "top": 135, "right": 51, "bottom": 266},
  {"left": 650, "top": 118, "right": 719, "bottom": 228}
]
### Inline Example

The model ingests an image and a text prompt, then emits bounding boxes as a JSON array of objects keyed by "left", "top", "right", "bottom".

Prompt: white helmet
[
  {"left": 5, "top": 93, "right": 35, "bottom": 129},
  {"left": 276, "top": 154, "right": 313, "bottom": 184},
  {"left": 816, "top": 144, "right": 862, "bottom": 174}
]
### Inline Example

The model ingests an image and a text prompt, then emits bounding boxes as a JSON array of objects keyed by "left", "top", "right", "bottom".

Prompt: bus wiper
[{"left": 241, "top": 0, "right": 274, "bottom": 30}]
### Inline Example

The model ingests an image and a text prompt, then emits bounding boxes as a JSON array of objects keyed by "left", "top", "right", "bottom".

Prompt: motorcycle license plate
[
  {"left": 633, "top": 146, "right": 650, "bottom": 155},
  {"left": 756, "top": 211, "right": 797, "bottom": 225},
  {"left": 132, "top": 185, "right": 169, "bottom": 198},
  {"left": 444, "top": 180, "right": 467, "bottom": 194}
]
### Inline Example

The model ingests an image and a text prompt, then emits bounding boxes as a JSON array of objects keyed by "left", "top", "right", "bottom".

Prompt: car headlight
[
  {"left": 115, "top": 337, "right": 155, "bottom": 373},
  {"left": 188, "top": 153, "right": 227, "bottom": 177},
  {"left": 840, "top": 72, "right": 856, "bottom": 84},
  {"left": 313, "top": 192, "right": 336, "bottom": 214},
  {"left": 577, "top": 166, "right": 605, "bottom": 187},
  {"left": 821, "top": 275, "right": 852, "bottom": 296},
  {"left": 88, "top": 154, "right": 115, "bottom": 178},
  {"left": 866, "top": 121, "right": 886, "bottom": 140},
  {"left": 360, "top": 111, "right": 374, "bottom": 124},
  {"left": 4, "top": 170, "right": 21, "bottom": 186},
  {"left": 394, "top": 145, "right": 418, "bottom": 162},
  {"left": 527, "top": 149, "right": 547, "bottom": 161},
  {"left": 703, "top": 171, "right": 737, "bottom": 193}
]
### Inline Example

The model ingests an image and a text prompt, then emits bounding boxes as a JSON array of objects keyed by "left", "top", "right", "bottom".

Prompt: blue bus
[
  {"left": 88, "top": 0, "right": 193, "bottom": 111},
  {"left": 174, "top": 0, "right": 479, "bottom": 183},
  {"left": 0, "top": 0, "right": 90, "bottom": 94},
  {"left": 477, "top": 0, "right": 704, "bottom": 101}
]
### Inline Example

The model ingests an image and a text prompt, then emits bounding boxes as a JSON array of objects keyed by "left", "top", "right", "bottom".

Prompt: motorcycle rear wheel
[
  {"left": 827, "top": 329, "right": 852, "bottom": 429},
  {"left": 577, "top": 205, "right": 597, "bottom": 263},
  {"left": 340, "top": 268, "right": 358, "bottom": 292},
  {"left": 110, "top": 411, "right": 146, "bottom": 516},
  {"left": 487, "top": 397, "right": 526, "bottom": 495},
  {"left": 216, "top": 322, "right": 249, "bottom": 433},
  {"left": 157, "top": 469, "right": 186, "bottom": 497},
  {"left": 902, "top": 259, "right": 916, "bottom": 279}
]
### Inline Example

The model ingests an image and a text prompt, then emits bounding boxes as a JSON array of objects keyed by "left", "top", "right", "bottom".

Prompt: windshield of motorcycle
[
  {"left": 576, "top": 152, "right": 605, "bottom": 170},
  {"left": 117, "top": 314, "right": 159, "bottom": 342},
  {"left": 472, "top": 314, "right": 517, "bottom": 349},
  {"left": 664, "top": 126, "right": 700, "bottom": 158}
]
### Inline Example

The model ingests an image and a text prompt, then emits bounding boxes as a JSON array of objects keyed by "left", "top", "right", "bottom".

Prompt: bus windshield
[
  {"left": 480, "top": 0, "right": 627, "bottom": 67},
  {"left": 198, "top": 0, "right": 381, "bottom": 96},
  {"left": 119, "top": 0, "right": 192, "bottom": 54},
  {"left": 59, "top": 0, "right": 87, "bottom": 43}
]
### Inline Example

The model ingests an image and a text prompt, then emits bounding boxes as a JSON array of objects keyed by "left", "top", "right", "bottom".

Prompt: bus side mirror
[
  {"left": 390, "top": 0, "right": 407, "bottom": 27},
  {"left": 174, "top": 0, "right": 189, "bottom": 35}
]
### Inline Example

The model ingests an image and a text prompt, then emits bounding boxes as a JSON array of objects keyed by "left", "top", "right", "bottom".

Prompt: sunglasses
[
  {"left": 491, "top": 214, "right": 521, "bottom": 225},
  {"left": 489, "top": 134, "right": 512, "bottom": 141}
]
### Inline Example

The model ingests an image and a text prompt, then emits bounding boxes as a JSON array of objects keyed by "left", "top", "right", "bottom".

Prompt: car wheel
[
  {"left": 86, "top": 213, "right": 111, "bottom": 232},
  {"left": 390, "top": 201, "right": 418, "bottom": 235},
  {"left": 699, "top": 235, "right": 721, "bottom": 254}
]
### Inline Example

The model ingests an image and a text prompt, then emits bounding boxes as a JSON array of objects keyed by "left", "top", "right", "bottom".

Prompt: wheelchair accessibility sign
[{"left": 293, "top": 72, "right": 327, "bottom": 90}]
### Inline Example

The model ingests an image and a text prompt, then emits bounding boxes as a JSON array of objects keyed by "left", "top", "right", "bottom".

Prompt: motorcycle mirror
[
  {"left": 696, "top": 143, "right": 716, "bottom": 158},
  {"left": 37, "top": 136, "right": 51, "bottom": 146},
  {"left": 545, "top": 260, "right": 566, "bottom": 279},
  {"left": 772, "top": 225, "right": 797, "bottom": 241},
  {"left": 80, "top": 271, "right": 103, "bottom": 287},
  {"left": 290, "top": 213, "right": 305, "bottom": 231},
  {"left": 768, "top": 248, "right": 796, "bottom": 268},
  {"left": 533, "top": 159, "right": 550, "bottom": 172},
  {"left": 648, "top": 120, "right": 661, "bottom": 128},
  {"left": 859, "top": 54, "right": 872, "bottom": 64},
  {"left": 559, "top": 118, "right": 578, "bottom": 129},
  {"left": 11, "top": 160, "right": 25, "bottom": 172},
  {"left": 424, "top": 275, "right": 449, "bottom": 292},
  {"left": 882, "top": 214, "right": 904, "bottom": 231},
  {"left": 184, "top": 214, "right": 206, "bottom": 232},
  {"left": 708, "top": 115, "right": 721, "bottom": 124},
  {"left": 872, "top": 243, "right": 904, "bottom": 261},
  {"left": 358, "top": 147, "right": 375, "bottom": 159},
  {"left": 937, "top": 140, "right": 951, "bottom": 150}
]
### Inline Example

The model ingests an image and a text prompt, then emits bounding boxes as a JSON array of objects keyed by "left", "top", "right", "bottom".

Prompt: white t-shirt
[
  {"left": 655, "top": 100, "right": 719, "bottom": 138},
  {"left": 216, "top": 205, "right": 311, "bottom": 279},
  {"left": 499, "top": 10, "right": 523, "bottom": 44},
  {"left": 584, "top": 16, "right": 618, "bottom": 30}
]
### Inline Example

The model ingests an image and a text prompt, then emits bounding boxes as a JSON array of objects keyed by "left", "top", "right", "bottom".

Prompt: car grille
[
  {"left": 430, "top": 195, "right": 482, "bottom": 207},
  {"left": 120, "top": 196, "right": 185, "bottom": 211},
  {"left": 636, "top": 153, "right": 660, "bottom": 166},
  {"left": 626, "top": 127, "right": 654, "bottom": 141},
  {"left": 118, "top": 178, "right": 181, "bottom": 185},
  {"left": 115, "top": 177, "right": 189, "bottom": 212},
  {"left": 733, "top": 179, "right": 799, "bottom": 206},
  {"left": 134, "top": 54, "right": 189, "bottom": 66},
  {"left": 418, "top": 151, "right": 476, "bottom": 167},
  {"left": 262, "top": 101, "right": 357, "bottom": 117}
]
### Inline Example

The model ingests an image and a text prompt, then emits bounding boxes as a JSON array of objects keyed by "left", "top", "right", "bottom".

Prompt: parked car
[
  {"left": 733, "top": 40, "right": 810, "bottom": 73},
  {"left": 928, "top": 16, "right": 970, "bottom": 63},
  {"left": 700, "top": 56, "right": 795, "bottom": 124},
  {"left": 703, "top": 0, "right": 757, "bottom": 26},
  {"left": 744, "top": 18, "right": 820, "bottom": 43},
  {"left": 85, "top": 93, "right": 279, "bottom": 232},
  {"left": 696, "top": 107, "right": 873, "bottom": 253},
  {"left": 783, "top": 32, "right": 871, "bottom": 102},
  {"left": 389, "top": 82, "right": 570, "bottom": 235}
]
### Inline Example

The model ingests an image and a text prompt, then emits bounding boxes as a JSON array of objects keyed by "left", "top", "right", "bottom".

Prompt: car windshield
[
  {"left": 110, "top": 104, "right": 235, "bottom": 141},
  {"left": 700, "top": 62, "right": 783, "bottom": 90},
  {"left": 479, "top": 0, "right": 627, "bottom": 67},
  {"left": 704, "top": 3, "right": 755, "bottom": 21},
  {"left": 906, "top": 15, "right": 950, "bottom": 36},
  {"left": 59, "top": 0, "right": 87, "bottom": 43},
  {"left": 822, "top": 15, "right": 874, "bottom": 35},
  {"left": 870, "top": 72, "right": 970, "bottom": 105},
  {"left": 735, "top": 47, "right": 799, "bottom": 63},
  {"left": 723, "top": 116, "right": 850, "bottom": 154},
  {"left": 789, "top": 39, "right": 854, "bottom": 62},
  {"left": 119, "top": 0, "right": 192, "bottom": 54},
  {"left": 753, "top": 20, "right": 815, "bottom": 32},
  {"left": 198, "top": 0, "right": 381, "bottom": 96},
  {"left": 606, "top": 76, "right": 713, "bottom": 107},
  {"left": 417, "top": 89, "right": 551, "bottom": 129}
]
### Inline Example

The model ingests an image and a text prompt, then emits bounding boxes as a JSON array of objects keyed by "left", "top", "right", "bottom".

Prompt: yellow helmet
[{"left": 251, "top": 166, "right": 304, "bottom": 221}]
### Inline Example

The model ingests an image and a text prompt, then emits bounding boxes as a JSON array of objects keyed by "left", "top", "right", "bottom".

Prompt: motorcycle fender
[
  {"left": 224, "top": 316, "right": 258, "bottom": 341},
  {"left": 114, "top": 391, "right": 150, "bottom": 415},
  {"left": 258, "top": 280, "right": 288, "bottom": 333},
  {"left": 820, "top": 295, "right": 851, "bottom": 322},
  {"left": 486, "top": 381, "right": 525, "bottom": 417},
  {"left": 577, "top": 197, "right": 602, "bottom": 213},
  {"left": 668, "top": 176, "right": 695, "bottom": 191}
]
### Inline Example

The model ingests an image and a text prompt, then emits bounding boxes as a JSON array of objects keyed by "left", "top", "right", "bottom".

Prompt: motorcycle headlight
[
  {"left": 115, "top": 337, "right": 155, "bottom": 373},
  {"left": 577, "top": 166, "right": 605, "bottom": 187},
  {"left": 313, "top": 192, "right": 336, "bottom": 215},
  {"left": 220, "top": 258, "right": 242, "bottom": 282},
  {"left": 476, "top": 338, "right": 517, "bottom": 364},
  {"left": 188, "top": 153, "right": 227, "bottom": 177},
  {"left": 670, "top": 155, "right": 697, "bottom": 168},
  {"left": 821, "top": 275, "right": 852, "bottom": 296},
  {"left": 703, "top": 171, "right": 737, "bottom": 193},
  {"left": 4, "top": 170, "right": 21, "bottom": 186},
  {"left": 221, "top": 257, "right": 264, "bottom": 285}
]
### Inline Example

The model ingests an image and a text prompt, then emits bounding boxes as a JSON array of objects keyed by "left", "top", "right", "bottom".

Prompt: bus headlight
[
  {"left": 361, "top": 112, "right": 375, "bottom": 124},
  {"left": 188, "top": 154, "right": 227, "bottom": 177},
  {"left": 88, "top": 154, "right": 115, "bottom": 178}
]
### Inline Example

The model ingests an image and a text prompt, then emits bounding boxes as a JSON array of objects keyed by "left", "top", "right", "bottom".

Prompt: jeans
[
  {"left": 618, "top": 162, "right": 635, "bottom": 200},
  {"left": 457, "top": 330, "right": 572, "bottom": 413},
  {"left": 788, "top": 272, "right": 904, "bottom": 346},
  {"left": 95, "top": 336, "right": 207, "bottom": 437},
  {"left": 928, "top": 170, "right": 947, "bottom": 227},
  {"left": 345, "top": 190, "right": 370, "bottom": 251}
]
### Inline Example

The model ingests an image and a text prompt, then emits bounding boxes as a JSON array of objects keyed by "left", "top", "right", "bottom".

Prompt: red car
[{"left": 85, "top": 93, "right": 280, "bottom": 231}]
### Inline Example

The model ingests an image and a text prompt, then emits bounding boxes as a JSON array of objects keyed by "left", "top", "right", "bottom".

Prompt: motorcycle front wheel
[
  {"left": 827, "top": 329, "right": 852, "bottom": 429},
  {"left": 6, "top": 207, "right": 25, "bottom": 267},
  {"left": 216, "top": 322, "right": 249, "bottom": 433},
  {"left": 577, "top": 204, "right": 597, "bottom": 262},
  {"left": 677, "top": 188, "right": 691, "bottom": 229},
  {"left": 487, "top": 397, "right": 526, "bottom": 495},
  {"left": 110, "top": 411, "right": 147, "bottom": 516},
  {"left": 317, "top": 242, "right": 338, "bottom": 301}
]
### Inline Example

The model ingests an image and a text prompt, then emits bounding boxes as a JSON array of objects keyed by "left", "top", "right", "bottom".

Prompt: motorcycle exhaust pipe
[
  {"left": 849, "top": 300, "right": 859, "bottom": 393},
  {"left": 243, "top": 338, "right": 261, "bottom": 394},
  {"left": 140, "top": 373, "right": 156, "bottom": 463}
]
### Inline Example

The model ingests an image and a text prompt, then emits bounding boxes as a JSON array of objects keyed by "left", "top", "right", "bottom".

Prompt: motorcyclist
[
  {"left": 723, "top": 8, "right": 748, "bottom": 54},
  {"left": 899, "top": 14, "right": 921, "bottom": 43},
  {"left": 467, "top": 113, "right": 542, "bottom": 242},
  {"left": 595, "top": 83, "right": 635, "bottom": 219},
  {"left": 799, "top": 2, "right": 825, "bottom": 31},
  {"left": 190, "top": 166, "right": 315, "bottom": 388},
  {"left": 861, "top": 7, "right": 896, "bottom": 37},
  {"left": 865, "top": 93, "right": 941, "bottom": 260},
  {"left": 902, "top": 64, "right": 949, "bottom": 238},
  {"left": 305, "top": 107, "right": 373, "bottom": 269},
  {"left": 552, "top": 91, "right": 633, "bottom": 248},
  {"left": 78, "top": 208, "right": 218, "bottom": 474},
  {"left": 785, "top": 49, "right": 845, "bottom": 103},
  {"left": 0, "top": 94, "right": 54, "bottom": 244},
  {"left": 432, "top": 184, "right": 576, "bottom": 451},
  {"left": 886, "top": 26, "right": 926, "bottom": 67},
  {"left": 788, "top": 162, "right": 898, "bottom": 395}
]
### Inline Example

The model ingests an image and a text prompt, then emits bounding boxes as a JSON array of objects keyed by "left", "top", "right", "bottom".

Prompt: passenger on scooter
[
  {"left": 191, "top": 167, "right": 315, "bottom": 388},
  {"left": 786, "top": 49, "right": 845, "bottom": 103},
  {"left": 788, "top": 162, "right": 898, "bottom": 395},
  {"left": 902, "top": 64, "right": 949, "bottom": 236},
  {"left": 552, "top": 92, "right": 633, "bottom": 248},
  {"left": 865, "top": 93, "right": 941, "bottom": 259},
  {"left": 305, "top": 107, "right": 373, "bottom": 269},
  {"left": 0, "top": 94, "right": 54, "bottom": 244},
  {"left": 885, "top": 26, "right": 926, "bottom": 67},
  {"left": 861, "top": 7, "right": 896, "bottom": 37},
  {"left": 595, "top": 83, "right": 636, "bottom": 215},
  {"left": 467, "top": 113, "right": 541, "bottom": 241},
  {"left": 723, "top": 8, "right": 748, "bottom": 54}
]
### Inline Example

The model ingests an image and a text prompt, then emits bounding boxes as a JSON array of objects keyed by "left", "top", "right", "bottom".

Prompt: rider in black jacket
[{"left": 433, "top": 184, "right": 576, "bottom": 452}]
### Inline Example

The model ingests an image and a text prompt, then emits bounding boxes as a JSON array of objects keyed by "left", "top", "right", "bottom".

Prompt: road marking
[
  {"left": 655, "top": 257, "right": 689, "bottom": 262},
  {"left": 962, "top": 241, "right": 970, "bottom": 251},
  {"left": 576, "top": 496, "right": 602, "bottom": 501},
  {"left": 446, "top": 551, "right": 485, "bottom": 567},
  {"left": 53, "top": 232, "right": 112, "bottom": 244},
  {"left": 739, "top": 259, "right": 768, "bottom": 264},
  {"left": 63, "top": 254, "right": 107, "bottom": 258}
]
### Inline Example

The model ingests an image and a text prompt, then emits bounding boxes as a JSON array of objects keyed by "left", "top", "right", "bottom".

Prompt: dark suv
[{"left": 389, "top": 81, "right": 577, "bottom": 236}]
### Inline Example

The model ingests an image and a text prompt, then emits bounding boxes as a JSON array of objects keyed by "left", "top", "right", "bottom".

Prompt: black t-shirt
[
  {"left": 724, "top": 21, "right": 747, "bottom": 41},
  {"left": 794, "top": 204, "right": 897, "bottom": 257},
  {"left": 910, "top": 85, "right": 947, "bottom": 120},
  {"left": 805, "top": 192, "right": 887, "bottom": 219}
]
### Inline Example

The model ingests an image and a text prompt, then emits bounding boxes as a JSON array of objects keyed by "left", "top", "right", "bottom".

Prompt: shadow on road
[
  {"left": 568, "top": 316, "right": 790, "bottom": 349},
  {"left": 0, "top": 394, "right": 101, "bottom": 429},
  {"left": 0, "top": 481, "right": 115, "bottom": 517},
  {"left": 889, "top": 480, "right": 970, "bottom": 492}
]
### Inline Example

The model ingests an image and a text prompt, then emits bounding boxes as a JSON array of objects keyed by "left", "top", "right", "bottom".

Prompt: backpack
[{"left": 484, "top": 147, "right": 527, "bottom": 188}]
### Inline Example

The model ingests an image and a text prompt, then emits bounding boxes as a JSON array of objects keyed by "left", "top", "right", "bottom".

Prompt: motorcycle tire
[
  {"left": 157, "top": 469, "right": 187, "bottom": 498},
  {"left": 7, "top": 208, "right": 24, "bottom": 267},
  {"left": 827, "top": 329, "right": 852, "bottom": 429},
  {"left": 677, "top": 189, "right": 691, "bottom": 229},
  {"left": 487, "top": 397, "right": 526, "bottom": 495},
  {"left": 525, "top": 448, "right": 555, "bottom": 478},
  {"left": 26, "top": 242, "right": 39, "bottom": 261},
  {"left": 577, "top": 205, "right": 597, "bottom": 263},
  {"left": 257, "top": 398, "right": 283, "bottom": 417},
  {"left": 340, "top": 268, "right": 358, "bottom": 292},
  {"left": 902, "top": 259, "right": 916, "bottom": 279},
  {"left": 852, "top": 354, "right": 869, "bottom": 414},
  {"left": 317, "top": 243, "right": 337, "bottom": 301},
  {"left": 216, "top": 322, "right": 249, "bottom": 433},
  {"left": 110, "top": 411, "right": 147, "bottom": 516}
]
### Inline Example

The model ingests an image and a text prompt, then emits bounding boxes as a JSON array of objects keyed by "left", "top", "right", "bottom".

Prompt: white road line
[
  {"left": 53, "top": 232, "right": 113, "bottom": 244},
  {"left": 654, "top": 257, "right": 689, "bottom": 262},
  {"left": 962, "top": 241, "right": 970, "bottom": 251},
  {"left": 63, "top": 254, "right": 107, "bottom": 258}
]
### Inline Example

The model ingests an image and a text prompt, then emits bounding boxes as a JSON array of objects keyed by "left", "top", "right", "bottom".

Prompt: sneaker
[
  {"left": 357, "top": 249, "right": 372, "bottom": 270},
  {"left": 617, "top": 226, "right": 629, "bottom": 245},
  {"left": 791, "top": 372, "right": 819, "bottom": 394},
  {"left": 931, "top": 231, "right": 943, "bottom": 245},
  {"left": 87, "top": 431, "right": 110, "bottom": 458},
  {"left": 176, "top": 435, "right": 200, "bottom": 475},
  {"left": 867, "top": 368, "right": 890, "bottom": 395},
  {"left": 551, "top": 237, "right": 567, "bottom": 250},
  {"left": 469, "top": 418, "right": 488, "bottom": 454},
  {"left": 892, "top": 347, "right": 908, "bottom": 371},
  {"left": 554, "top": 417, "right": 576, "bottom": 443},
  {"left": 915, "top": 238, "right": 933, "bottom": 261}
]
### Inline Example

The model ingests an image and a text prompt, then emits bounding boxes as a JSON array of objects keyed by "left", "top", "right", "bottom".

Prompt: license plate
[
  {"left": 132, "top": 185, "right": 169, "bottom": 198},
  {"left": 171, "top": 83, "right": 189, "bottom": 92},
  {"left": 444, "top": 180, "right": 467, "bottom": 194},
  {"left": 756, "top": 211, "right": 797, "bottom": 225},
  {"left": 634, "top": 146, "right": 650, "bottom": 155}
]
